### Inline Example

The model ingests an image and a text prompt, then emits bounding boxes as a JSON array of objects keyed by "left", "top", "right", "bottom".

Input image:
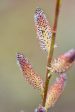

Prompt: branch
[{"left": 42, "top": 0, "right": 61, "bottom": 107}]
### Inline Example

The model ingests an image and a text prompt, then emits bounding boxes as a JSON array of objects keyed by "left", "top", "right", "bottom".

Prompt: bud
[
  {"left": 45, "top": 74, "right": 67, "bottom": 109},
  {"left": 48, "top": 49, "right": 75, "bottom": 74},
  {"left": 17, "top": 53, "right": 44, "bottom": 91},
  {"left": 34, "top": 106, "right": 46, "bottom": 112}
]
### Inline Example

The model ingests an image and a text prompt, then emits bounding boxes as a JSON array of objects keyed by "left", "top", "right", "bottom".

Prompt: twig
[{"left": 42, "top": 0, "right": 61, "bottom": 107}]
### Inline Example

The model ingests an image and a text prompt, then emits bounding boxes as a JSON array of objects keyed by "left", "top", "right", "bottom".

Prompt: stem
[{"left": 42, "top": 0, "right": 61, "bottom": 107}]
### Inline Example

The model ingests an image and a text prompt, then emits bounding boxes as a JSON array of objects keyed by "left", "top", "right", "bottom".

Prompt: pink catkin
[
  {"left": 49, "top": 49, "right": 75, "bottom": 74},
  {"left": 34, "top": 8, "right": 52, "bottom": 52},
  {"left": 45, "top": 74, "right": 67, "bottom": 110},
  {"left": 17, "top": 53, "right": 44, "bottom": 91}
]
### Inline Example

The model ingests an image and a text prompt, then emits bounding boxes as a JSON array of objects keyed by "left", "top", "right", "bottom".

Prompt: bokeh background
[{"left": 0, "top": 0, "right": 75, "bottom": 112}]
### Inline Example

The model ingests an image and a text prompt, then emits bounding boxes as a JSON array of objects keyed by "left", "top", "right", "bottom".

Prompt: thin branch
[{"left": 42, "top": 0, "right": 61, "bottom": 107}]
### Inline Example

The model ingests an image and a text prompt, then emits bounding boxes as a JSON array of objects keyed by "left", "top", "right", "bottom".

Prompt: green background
[{"left": 0, "top": 0, "right": 75, "bottom": 112}]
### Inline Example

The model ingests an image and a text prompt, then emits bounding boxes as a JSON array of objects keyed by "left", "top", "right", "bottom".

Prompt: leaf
[
  {"left": 45, "top": 74, "right": 67, "bottom": 109},
  {"left": 34, "top": 8, "right": 52, "bottom": 52},
  {"left": 17, "top": 53, "right": 44, "bottom": 91},
  {"left": 48, "top": 49, "right": 75, "bottom": 74}
]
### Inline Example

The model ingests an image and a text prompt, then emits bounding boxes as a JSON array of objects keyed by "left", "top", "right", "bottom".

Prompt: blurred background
[{"left": 0, "top": 0, "right": 75, "bottom": 112}]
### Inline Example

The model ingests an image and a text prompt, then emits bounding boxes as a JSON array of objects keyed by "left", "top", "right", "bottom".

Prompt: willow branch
[{"left": 42, "top": 0, "right": 61, "bottom": 107}]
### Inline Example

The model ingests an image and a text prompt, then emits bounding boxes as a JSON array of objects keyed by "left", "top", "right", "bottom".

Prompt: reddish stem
[{"left": 42, "top": 0, "right": 61, "bottom": 107}]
